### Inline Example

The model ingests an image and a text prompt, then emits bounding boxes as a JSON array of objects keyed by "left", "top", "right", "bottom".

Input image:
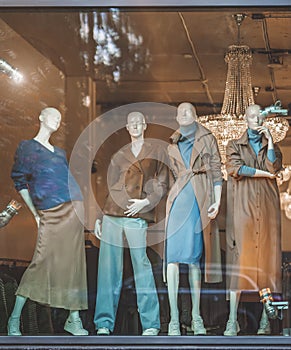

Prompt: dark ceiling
[{"left": 1, "top": 8, "right": 291, "bottom": 117}]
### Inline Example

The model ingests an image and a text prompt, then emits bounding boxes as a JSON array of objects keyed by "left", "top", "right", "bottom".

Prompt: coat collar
[
  {"left": 170, "top": 122, "right": 212, "bottom": 144},
  {"left": 120, "top": 141, "right": 153, "bottom": 171},
  {"left": 235, "top": 129, "right": 269, "bottom": 161},
  {"left": 236, "top": 129, "right": 268, "bottom": 148},
  {"left": 169, "top": 122, "right": 212, "bottom": 167}
]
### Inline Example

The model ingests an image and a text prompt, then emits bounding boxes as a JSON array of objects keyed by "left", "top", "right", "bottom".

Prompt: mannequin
[
  {"left": 166, "top": 102, "right": 222, "bottom": 336},
  {"left": 224, "top": 104, "right": 282, "bottom": 336},
  {"left": 93, "top": 111, "right": 168, "bottom": 336},
  {"left": 8, "top": 107, "right": 88, "bottom": 336}
]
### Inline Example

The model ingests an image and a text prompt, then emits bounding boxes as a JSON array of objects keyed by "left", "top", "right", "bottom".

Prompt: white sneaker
[
  {"left": 64, "top": 317, "right": 88, "bottom": 336},
  {"left": 224, "top": 319, "right": 240, "bottom": 336},
  {"left": 142, "top": 328, "right": 160, "bottom": 336},
  {"left": 168, "top": 321, "right": 181, "bottom": 336},
  {"left": 97, "top": 327, "right": 110, "bottom": 335},
  {"left": 191, "top": 316, "right": 206, "bottom": 335},
  {"left": 7, "top": 316, "right": 21, "bottom": 336},
  {"left": 257, "top": 319, "right": 271, "bottom": 335}
]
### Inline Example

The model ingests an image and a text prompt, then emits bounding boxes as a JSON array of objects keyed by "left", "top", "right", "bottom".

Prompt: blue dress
[{"left": 166, "top": 125, "right": 203, "bottom": 265}]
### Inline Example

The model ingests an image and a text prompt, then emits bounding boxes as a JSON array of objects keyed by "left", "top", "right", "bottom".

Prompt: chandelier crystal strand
[{"left": 199, "top": 43, "right": 289, "bottom": 163}]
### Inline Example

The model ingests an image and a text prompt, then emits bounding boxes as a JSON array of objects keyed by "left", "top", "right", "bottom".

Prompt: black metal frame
[{"left": 1, "top": 1, "right": 290, "bottom": 348}]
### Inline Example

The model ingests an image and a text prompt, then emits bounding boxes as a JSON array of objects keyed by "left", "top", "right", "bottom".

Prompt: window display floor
[{"left": 1, "top": 335, "right": 291, "bottom": 349}]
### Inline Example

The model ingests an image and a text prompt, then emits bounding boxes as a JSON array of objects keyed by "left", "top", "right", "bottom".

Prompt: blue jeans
[{"left": 94, "top": 215, "right": 160, "bottom": 332}]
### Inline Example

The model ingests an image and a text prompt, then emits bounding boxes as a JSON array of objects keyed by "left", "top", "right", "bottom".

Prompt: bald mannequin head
[
  {"left": 176, "top": 102, "right": 198, "bottom": 126},
  {"left": 39, "top": 107, "right": 61, "bottom": 133},
  {"left": 126, "top": 111, "right": 147, "bottom": 141},
  {"left": 245, "top": 104, "right": 264, "bottom": 130}
]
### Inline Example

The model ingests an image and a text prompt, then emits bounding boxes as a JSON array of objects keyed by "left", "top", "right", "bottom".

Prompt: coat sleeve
[
  {"left": 265, "top": 143, "right": 282, "bottom": 174},
  {"left": 107, "top": 155, "right": 122, "bottom": 189},
  {"left": 226, "top": 140, "right": 245, "bottom": 180},
  {"left": 209, "top": 135, "right": 223, "bottom": 184},
  {"left": 146, "top": 148, "right": 169, "bottom": 207},
  {"left": 11, "top": 141, "right": 32, "bottom": 192}
]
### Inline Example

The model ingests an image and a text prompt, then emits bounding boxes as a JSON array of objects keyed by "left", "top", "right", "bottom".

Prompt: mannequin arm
[
  {"left": 94, "top": 218, "right": 102, "bottom": 239},
  {"left": 208, "top": 184, "right": 222, "bottom": 219},
  {"left": 19, "top": 189, "right": 40, "bottom": 227},
  {"left": 253, "top": 169, "right": 277, "bottom": 178}
]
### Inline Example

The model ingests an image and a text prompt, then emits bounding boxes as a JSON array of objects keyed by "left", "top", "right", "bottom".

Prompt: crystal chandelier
[
  {"left": 199, "top": 14, "right": 289, "bottom": 163},
  {"left": 0, "top": 58, "right": 23, "bottom": 83}
]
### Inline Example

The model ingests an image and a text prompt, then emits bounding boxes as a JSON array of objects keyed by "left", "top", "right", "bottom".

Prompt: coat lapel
[
  {"left": 120, "top": 143, "right": 142, "bottom": 171},
  {"left": 168, "top": 143, "right": 185, "bottom": 169},
  {"left": 189, "top": 123, "right": 209, "bottom": 166},
  {"left": 121, "top": 141, "right": 153, "bottom": 172},
  {"left": 237, "top": 130, "right": 257, "bottom": 162}
]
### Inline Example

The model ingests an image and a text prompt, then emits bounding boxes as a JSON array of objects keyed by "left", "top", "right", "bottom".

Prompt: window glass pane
[{"left": 0, "top": 6, "right": 290, "bottom": 342}]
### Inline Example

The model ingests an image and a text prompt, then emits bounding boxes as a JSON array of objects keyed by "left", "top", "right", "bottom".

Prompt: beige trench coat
[
  {"left": 225, "top": 131, "right": 282, "bottom": 292},
  {"left": 165, "top": 123, "right": 223, "bottom": 283}
]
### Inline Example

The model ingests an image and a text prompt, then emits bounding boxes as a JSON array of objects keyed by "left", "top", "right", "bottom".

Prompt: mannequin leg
[
  {"left": 188, "top": 264, "right": 201, "bottom": 319},
  {"left": 188, "top": 264, "right": 206, "bottom": 335},
  {"left": 257, "top": 305, "right": 271, "bottom": 335},
  {"left": 64, "top": 310, "right": 88, "bottom": 336},
  {"left": 224, "top": 290, "right": 241, "bottom": 336},
  {"left": 167, "top": 263, "right": 181, "bottom": 335}
]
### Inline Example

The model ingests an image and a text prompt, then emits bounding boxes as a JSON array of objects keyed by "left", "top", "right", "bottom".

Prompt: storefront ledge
[{"left": 1, "top": 336, "right": 291, "bottom": 349}]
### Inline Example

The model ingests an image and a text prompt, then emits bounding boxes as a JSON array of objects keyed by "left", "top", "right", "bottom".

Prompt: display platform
[{"left": 1, "top": 335, "right": 291, "bottom": 350}]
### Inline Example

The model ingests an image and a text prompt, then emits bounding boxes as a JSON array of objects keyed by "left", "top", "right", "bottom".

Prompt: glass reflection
[{"left": 79, "top": 9, "right": 150, "bottom": 87}]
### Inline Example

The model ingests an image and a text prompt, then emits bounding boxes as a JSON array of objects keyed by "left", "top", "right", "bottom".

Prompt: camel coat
[
  {"left": 166, "top": 123, "right": 223, "bottom": 283},
  {"left": 225, "top": 131, "right": 282, "bottom": 292}
]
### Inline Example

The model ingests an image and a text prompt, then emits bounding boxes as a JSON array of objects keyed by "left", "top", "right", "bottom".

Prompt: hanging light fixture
[
  {"left": 0, "top": 58, "right": 23, "bottom": 83},
  {"left": 199, "top": 13, "right": 289, "bottom": 163}
]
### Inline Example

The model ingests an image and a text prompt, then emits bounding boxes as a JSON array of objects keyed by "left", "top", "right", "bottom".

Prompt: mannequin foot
[
  {"left": 191, "top": 316, "right": 206, "bottom": 335},
  {"left": 224, "top": 319, "right": 240, "bottom": 336},
  {"left": 168, "top": 320, "right": 181, "bottom": 336},
  {"left": 142, "top": 328, "right": 160, "bottom": 336},
  {"left": 257, "top": 319, "right": 271, "bottom": 335},
  {"left": 7, "top": 316, "right": 21, "bottom": 336},
  {"left": 64, "top": 317, "right": 88, "bottom": 336},
  {"left": 97, "top": 327, "right": 110, "bottom": 335}
]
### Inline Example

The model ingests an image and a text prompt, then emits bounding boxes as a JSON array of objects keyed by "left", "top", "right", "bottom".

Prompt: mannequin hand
[
  {"left": 268, "top": 172, "right": 277, "bottom": 179},
  {"left": 94, "top": 219, "right": 102, "bottom": 239},
  {"left": 34, "top": 214, "right": 40, "bottom": 228},
  {"left": 124, "top": 198, "right": 150, "bottom": 217},
  {"left": 207, "top": 202, "right": 220, "bottom": 219},
  {"left": 255, "top": 126, "right": 272, "bottom": 140}
]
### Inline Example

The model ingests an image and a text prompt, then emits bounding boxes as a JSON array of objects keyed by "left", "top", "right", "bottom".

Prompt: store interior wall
[{"left": 0, "top": 15, "right": 291, "bottom": 264}]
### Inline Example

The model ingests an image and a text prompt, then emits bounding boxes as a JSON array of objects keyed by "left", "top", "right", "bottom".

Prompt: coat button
[{"left": 136, "top": 186, "right": 140, "bottom": 190}]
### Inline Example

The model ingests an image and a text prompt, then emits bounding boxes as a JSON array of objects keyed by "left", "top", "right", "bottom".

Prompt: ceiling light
[
  {"left": 199, "top": 14, "right": 289, "bottom": 163},
  {"left": 0, "top": 59, "right": 23, "bottom": 83},
  {"left": 253, "top": 86, "right": 261, "bottom": 97}
]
